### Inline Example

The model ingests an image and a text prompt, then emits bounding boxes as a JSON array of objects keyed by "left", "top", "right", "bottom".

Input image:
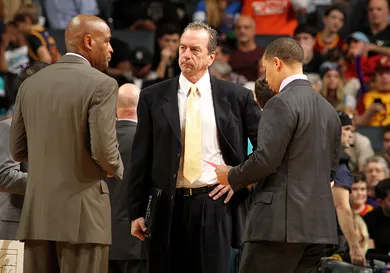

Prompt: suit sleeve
[
  {"left": 331, "top": 123, "right": 341, "bottom": 182},
  {"left": 127, "top": 90, "right": 152, "bottom": 221},
  {"left": 0, "top": 121, "right": 27, "bottom": 195},
  {"left": 10, "top": 85, "right": 28, "bottom": 162},
  {"left": 228, "top": 95, "right": 296, "bottom": 191},
  {"left": 244, "top": 88, "right": 261, "bottom": 151},
  {"left": 88, "top": 77, "right": 123, "bottom": 179}
]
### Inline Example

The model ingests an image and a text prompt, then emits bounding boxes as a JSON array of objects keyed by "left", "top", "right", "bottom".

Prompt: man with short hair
[
  {"left": 229, "top": 15, "right": 264, "bottom": 81},
  {"left": 363, "top": 0, "right": 390, "bottom": 47},
  {"left": 128, "top": 21, "right": 260, "bottom": 273},
  {"left": 364, "top": 155, "right": 389, "bottom": 208},
  {"left": 10, "top": 14, "right": 123, "bottom": 273},
  {"left": 217, "top": 37, "right": 341, "bottom": 273},
  {"left": 108, "top": 83, "right": 146, "bottom": 273}
]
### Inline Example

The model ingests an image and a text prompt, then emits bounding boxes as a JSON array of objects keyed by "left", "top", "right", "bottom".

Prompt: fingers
[
  {"left": 209, "top": 184, "right": 225, "bottom": 198},
  {"left": 211, "top": 185, "right": 230, "bottom": 200},
  {"left": 131, "top": 219, "right": 147, "bottom": 241},
  {"left": 224, "top": 189, "right": 234, "bottom": 204}
]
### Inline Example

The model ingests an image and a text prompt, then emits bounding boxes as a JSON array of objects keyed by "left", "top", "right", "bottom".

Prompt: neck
[
  {"left": 238, "top": 39, "right": 256, "bottom": 52},
  {"left": 353, "top": 203, "right": 365, "bottom": 214},
  {"left": 183, "top": 70, "right": 207, "bottom": 84},
  {"left": 117, "top": 109, "right": 137, "bottom": 121},
  {"left": 67, "top": 48, "right": 91, "bottom": 63},
  {"left": 370, "top": 22, "right": 388, "bottom": 35},
  {"left": 322, "top": 29, "right": 336, "bottom": 41}
]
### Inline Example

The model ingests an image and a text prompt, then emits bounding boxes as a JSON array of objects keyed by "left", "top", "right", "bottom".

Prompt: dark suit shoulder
[{"left": 141, "top": 77, "right": 177, "bottom": 95}]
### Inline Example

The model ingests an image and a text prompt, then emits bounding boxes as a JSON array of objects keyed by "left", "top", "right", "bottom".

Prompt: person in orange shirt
[
  {"left": 241, "top": 0, "right": 299, "bottom": 36},
  {"left": 314, "top": 3, "right": 347, "bottom": 55}
]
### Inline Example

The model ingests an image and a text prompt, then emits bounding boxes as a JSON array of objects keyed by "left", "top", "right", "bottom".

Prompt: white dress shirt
[
  {"left": 177, "top": 71, "right": 225, "bottom": 188},
  {"left": 279, "top": 74, "right": 308, "bottom": 92},
  {"left": 65, "top": 53, "right": 90, "bottom": 65}
]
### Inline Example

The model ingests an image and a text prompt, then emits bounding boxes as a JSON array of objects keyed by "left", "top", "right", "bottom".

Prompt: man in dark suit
[
  {"left": 127, "top": 22, "right": 261, "bottom": 273},
  {"left": 0, "top": 62, "right": 49, "bottom": 240},
  {"left": 107, "top": 83, "right": 146, "bottom": 273},
  {"left": 217, "top": 38, "right": 341, "bottom": 273},
  {"left": 10, "top": 15, "right": 123, "bottom": 273}
]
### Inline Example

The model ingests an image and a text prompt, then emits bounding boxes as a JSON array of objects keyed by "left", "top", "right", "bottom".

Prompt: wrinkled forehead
[{"left": 180, "top": 29, "right": 209, "bottom": 48}]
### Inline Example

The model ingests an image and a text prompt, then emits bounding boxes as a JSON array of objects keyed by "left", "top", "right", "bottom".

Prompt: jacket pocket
[{"left": 253, "top": 192, "right": 274, "bottom": 204}]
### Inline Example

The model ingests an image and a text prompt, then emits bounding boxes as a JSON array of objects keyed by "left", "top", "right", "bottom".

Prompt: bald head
[
  {"left": 65, "top": 14, "right": 113, "bottom": 71},
  {"left": 117, "top": 84, "right": 140, "bottom": 119},
  {"left": 235, "top": 15, "right": 256, "bottom": 44}
]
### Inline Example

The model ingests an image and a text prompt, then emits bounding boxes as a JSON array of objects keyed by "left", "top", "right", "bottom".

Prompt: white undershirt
[{"left": 176, "top": 71, "right": 225, "bottom": 188}]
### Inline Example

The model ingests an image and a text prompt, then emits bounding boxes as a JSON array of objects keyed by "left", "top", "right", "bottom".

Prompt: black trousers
[
  {"left": 169, "top": 191, "right": 232, "bottom": 273},
  {"left": 239, "top": 241, "right": 326, "bottom": 273},
  {"left": 108, "top": 260, "right": 147, "bottom": 273}
]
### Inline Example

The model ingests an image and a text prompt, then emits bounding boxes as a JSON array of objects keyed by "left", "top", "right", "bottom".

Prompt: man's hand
[
  {"left": 131, "top": 217, "right": 147, "bottom": 241},
  {"left": 215, "top": 165, "right": 232, "bottom": 186},
  {"left": 209, "top": 184, "right": 234, "bottom": 203},
  {"left": 349, "top": 244, "right": 366, "bottom": 266}
]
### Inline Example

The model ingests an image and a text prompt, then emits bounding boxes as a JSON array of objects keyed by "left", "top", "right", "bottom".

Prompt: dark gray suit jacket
[
  {"left": 107, "top": 120, "right": 146, "bottom": 260},
  {"left": 0, "top": 118, "right": 26, "bottom": 240},
  {"left": 229, "top": 79, "right": 340, "bottom": 245}
]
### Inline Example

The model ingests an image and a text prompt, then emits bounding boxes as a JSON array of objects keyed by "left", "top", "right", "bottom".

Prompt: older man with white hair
[{"left": 364, "top": 155, "right": 390, "bottom": 208}]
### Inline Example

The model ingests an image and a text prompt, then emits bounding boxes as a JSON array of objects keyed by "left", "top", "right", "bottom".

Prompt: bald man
[
  {"left": 107, "top": 84, "right": 146, "bottom": 273},
  {"left": 230, "top": 15, "right": 264, "bottom": 81},
  {"left": 10, "top": 15, "right": 123, "bottom": 273}
]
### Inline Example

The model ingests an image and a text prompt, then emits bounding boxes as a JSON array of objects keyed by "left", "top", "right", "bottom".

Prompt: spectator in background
[
  {"left": 43, "top": 0, "right": 99, "bottom": 29},
  {"left": 336, "top": 105, "right": 375, "bottom": 172},
  {"left": 351, "top": 173, "right": 374, "bottom": 217},
  {"left": 106, "top": 37, "right": 132, "bottom": 80},
  {"left": 356, "top": 56, "right": 390, "bottom": 126},
  {"left": 364, "top": 155, "right": 389, "bottom": 208},
  {"left": 193, "top": 0, "right": 241, "bottom": 40},
  {"left": 306, "top": 73, "right": 322, "bottom": 93},
  {"left": 230, "top": 15, "right": 264, "bottom": 81},
  {"left": 314, "top": 3, "right": 347, "bottom": 55},
  {"left": 319, "top": 61, "right": 345, "bottom": 108},
  {"left": 117, "top": 47, "right": 162, "bottom": 89},
  {"left": 152, "top": 23, "right": 181, "bottom": 80},
  {"left": 0, "top": 22, "right": 29, "bottom": 75},
  {"left": 362, "top": 0, "right": 390, "bottom": 48},
  {"left": 363, "top": 178, "right": 390, "bottom": 255},
  {"left": 209, "top": 60, "right": 247, "bottom": 85},
  {"left": 379, "top": 126, "right": 390, "bottom": 168},
  {"left": 240, "top": 0, "right": 300, "bottom": 36},
  {"left": 0, "top": 0, "right": 32, "bottom": 23},
  {"left": 253, "top": 76, "right": 274, "bottom": 109},
  {"left": 294, "top": 24, "right": 323, "bottom": 74},
  {"left": 13, "top": 4, "right": 60, "bottom": 64}
]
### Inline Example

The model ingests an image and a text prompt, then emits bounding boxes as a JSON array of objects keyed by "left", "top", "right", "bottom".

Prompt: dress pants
[
  {"left": 169, "top": 191, "right": 232, "bottom": 273},
  {"left": 239, "top": 241, "right": 326, "bottom": 273},
  {"left": 23, "top": 240, "right": 109, "bottom": 273},
  {"left": 109, "top": 259, "right": 147, "bottom": 273}
]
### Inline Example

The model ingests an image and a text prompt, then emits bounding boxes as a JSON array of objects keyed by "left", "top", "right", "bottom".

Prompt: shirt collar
[
  {"left": 65, "top": 53, "right": 91, "bottom": 66},
  {"left": 279, "top": 74, "right": 308, "bottom": 92},
  {"left": 117, "top": 118, "right": 137, "bottom": 123},
  {"left": 179, "top": 71, "right": 210, "bottom": 96}
]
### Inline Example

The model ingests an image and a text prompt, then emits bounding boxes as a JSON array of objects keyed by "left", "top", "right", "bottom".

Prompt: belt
[{"left": 176, "top": 185, "right": 217, "bottom": 197}]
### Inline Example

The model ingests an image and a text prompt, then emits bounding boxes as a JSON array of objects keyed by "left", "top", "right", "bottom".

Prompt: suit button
[
  {"left": 177, "top": 153, "right": 181, "bottom": 158},
  {"left": 173, "top": 174, "right": 177, "bottom": 179},
  {"left": 170, "top": 195, "right": 174, "bottom": 200}
]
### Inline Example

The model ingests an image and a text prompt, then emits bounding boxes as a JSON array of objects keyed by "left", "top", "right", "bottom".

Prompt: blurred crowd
[{"left": 0, "top": 0, "right": 390, "bottom": 268}]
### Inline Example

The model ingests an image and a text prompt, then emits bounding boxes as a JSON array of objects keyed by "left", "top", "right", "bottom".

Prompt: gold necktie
[{"left": 183, "top": 84, "right": 202, "bottom": 184}]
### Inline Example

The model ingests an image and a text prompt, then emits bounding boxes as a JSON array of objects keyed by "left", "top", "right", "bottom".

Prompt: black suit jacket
[
  {"left": 107, "top": 120, "right": 146, "bottom": 260},
  {"left": 229, "top": 79, "right": 340, "bottom": 245},
  {"left": 127, "top": 75, "right": 261, "bottom": 271}
]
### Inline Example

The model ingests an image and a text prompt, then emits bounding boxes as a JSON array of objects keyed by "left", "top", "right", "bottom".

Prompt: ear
[
  {"left": 208, "top": 51, "right": 216, "bottom": 66},
  {"left": 273, "top": 57, "right": 282, "bottom": 72},
  {"left": 84, "top": 34, "right": 94, "bottom": 51}
]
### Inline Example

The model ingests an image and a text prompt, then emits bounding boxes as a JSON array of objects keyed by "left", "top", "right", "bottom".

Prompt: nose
[
  {"left": 183, "top": 48, "right": 191, "bottom": 59},
  {"left": 108, "top": 42, "right": 114, "bottom": 54}
]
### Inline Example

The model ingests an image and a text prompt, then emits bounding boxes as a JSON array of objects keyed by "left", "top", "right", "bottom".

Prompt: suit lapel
[
  {"left": 163, "top": 77, "right": 181, "bottom": 143},
  {"left": 211, "top": 77, "right": 230, "bottom": 138}
]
